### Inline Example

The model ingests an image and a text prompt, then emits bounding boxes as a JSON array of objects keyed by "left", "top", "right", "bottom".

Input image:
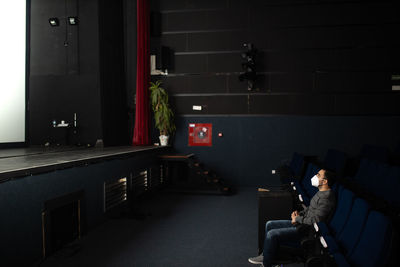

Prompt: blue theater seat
[
  {"left": 350, "top": 159, "right": 400, "bottom": 208},
  {"left": 331, "top": 211, "right": 393, "bottom": 267},
  {"left": 290, "top": 152, "right": 304, "bottom": 177},
  {"left": 323, "top": 198, "right": 370, "bottom": 255},
  {"left": 294, "top": 163, "right": 320, "bottom": 206},
  {"left": 291, "top": 162, "right": 313, "bottom": 195},
  {"left": 316, "top": 187, "right": 354, "bottom": 237},
  {"left": 279, "top": 152, "right": 305, "bottom": 184},
  {"left": 296, "top": 164, "right": 341, "bottom": 208},
  {"left": 279, "top": 149, "right": 397, "bottom": 267}
]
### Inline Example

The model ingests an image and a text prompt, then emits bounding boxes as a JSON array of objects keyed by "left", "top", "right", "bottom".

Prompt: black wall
[
  {"left": 27, "top": 0, "right": 400, "bottom": 184},
  {"left": 149, "top": 0, "right": 400, "bottom": 186},
  {"left": 30, "top": 0, "right": 102, "bottom": 145},
  {"left": 29, "top": 0, "right": 131, "bottom": 146},
  {"left": 153, "top": 0, "right": 400, "bottom": 115},
  {"left": 98, "top": 0, "right": 129, "bottom": 146}
]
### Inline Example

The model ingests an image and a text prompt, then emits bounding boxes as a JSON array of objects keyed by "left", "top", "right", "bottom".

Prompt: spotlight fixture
[
  {"left": 68, "top": 16, "right": 79, "bottom": 25},
  {"left": 48, "top": 18, "right": 59, "bottom": 27}
]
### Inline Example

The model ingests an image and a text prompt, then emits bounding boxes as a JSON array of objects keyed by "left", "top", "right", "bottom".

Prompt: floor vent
[{"left": 104, "top": 177, "right": 127, "bottom": 212}]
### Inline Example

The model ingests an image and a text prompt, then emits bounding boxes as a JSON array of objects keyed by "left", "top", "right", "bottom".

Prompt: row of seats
[
  {"left": 347, "top": 158, "right": 400, "bottom": 208},
  {"left": 315, "top": 186, "right": 394, "bottom": 266},
  {"left": 291, "top": 162, "right": 319, "bottom": 206},
  {"left": 280, "top": 149, "right": 347, "bottom": 186},
  {"left": 281, "top": 144, "right": 399, "bottom": 185},
  {"left": 283, "top": 147, "right": 400, "bottom": 212},
  {"left": 278, "top": 152, "right": 307, "bottom": 184},
  {"left": 288, "top": 149, "right": 346, "bottom": 206},
  {"left": 277, "top": 147, "right": 399, "bottom": 266}
]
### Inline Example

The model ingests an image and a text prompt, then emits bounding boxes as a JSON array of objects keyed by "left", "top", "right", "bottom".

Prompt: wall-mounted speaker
[{"left": 159, "top": 46, "right": 172, "bottom": 70}]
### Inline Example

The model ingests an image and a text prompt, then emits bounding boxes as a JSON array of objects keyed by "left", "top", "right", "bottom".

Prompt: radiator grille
[
  {"left": 104, "top": 177, "right": 127, "bottom": 212},
  {"left": 131, "top": 170, "right": 148, "bottom": 197},
  {"left": 148, "top": 164, "right": 164, "bottom": 189}
]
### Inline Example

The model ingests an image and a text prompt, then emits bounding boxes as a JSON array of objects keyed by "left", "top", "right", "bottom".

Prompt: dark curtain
[{"left": 133, "top": 0, "right": 150, "bottom": 145}]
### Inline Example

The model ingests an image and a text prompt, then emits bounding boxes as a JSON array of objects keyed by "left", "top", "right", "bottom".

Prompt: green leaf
[{"left": 148, "top": 80, "right": 175, "bottom": 135}]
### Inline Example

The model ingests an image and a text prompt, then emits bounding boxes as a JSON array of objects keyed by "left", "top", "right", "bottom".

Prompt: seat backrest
[
  {"left": 290, "top": 152, "right": 305, "bottom": 177},
  {"left": 328, "top": 188, "right": 355, "bottom": 237},
  {"left": 324, "top": 149, "right": 347, "bottom": 174},
  {"left": 300, "top": 163, "right": 315, "bottom": 188},
  {"left": 302, "top": 163, "right": 319, "bottom": 198},
  {"left": 334, "top": 183, "right": 344, "bottom": 195},
  {"left": 336, "top": 198, "right": 370, "bottom": 256},
  {"left": 349, "top": 211, "right": 393, "bottom": 267}
]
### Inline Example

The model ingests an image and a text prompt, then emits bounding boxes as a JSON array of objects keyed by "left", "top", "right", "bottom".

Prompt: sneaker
[{"left": 248, "top": 254, "right": 263, "bottom": 264}]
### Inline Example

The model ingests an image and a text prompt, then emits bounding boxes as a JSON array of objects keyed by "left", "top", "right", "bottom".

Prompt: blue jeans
[{"left": 263, "top": 220, "right": 300, "bottom": 267}]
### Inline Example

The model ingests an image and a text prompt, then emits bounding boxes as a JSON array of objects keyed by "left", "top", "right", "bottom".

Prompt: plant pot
[{"left": 159, "top": 135, "right": 169, "bottom": 146}]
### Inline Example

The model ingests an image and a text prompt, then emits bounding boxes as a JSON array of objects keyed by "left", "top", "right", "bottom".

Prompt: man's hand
[{"left": 291, "top": 211, "right": 299, "bottom": 225}]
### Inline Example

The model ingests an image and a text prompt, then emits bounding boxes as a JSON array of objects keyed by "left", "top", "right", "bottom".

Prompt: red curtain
[{"left": 133, "top": 0, "right": 150, "bottom": 145}]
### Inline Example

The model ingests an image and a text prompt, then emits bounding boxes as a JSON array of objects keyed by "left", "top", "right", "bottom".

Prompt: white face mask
[{"left": 311, "top": 175, "right": 320, "bottom": 188}]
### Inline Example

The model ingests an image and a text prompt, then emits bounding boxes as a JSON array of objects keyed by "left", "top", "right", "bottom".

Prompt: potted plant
[{"left": 149, "top": 80, "right": 176, "bottom": 146}]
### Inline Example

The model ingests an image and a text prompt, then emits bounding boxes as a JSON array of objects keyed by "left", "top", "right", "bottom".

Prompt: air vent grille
[
  {"left": 131, "top": 170, "right": 148, "bottom": 197},
  {"left": 104, "top": 177, "right": 127, "bottom": 212}
]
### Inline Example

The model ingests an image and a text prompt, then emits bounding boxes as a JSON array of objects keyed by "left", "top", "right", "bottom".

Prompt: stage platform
[{"left": 0, "top": 146, "right": 168, "bottom": 183}]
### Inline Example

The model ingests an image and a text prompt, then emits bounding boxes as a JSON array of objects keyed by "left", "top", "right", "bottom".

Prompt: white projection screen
[{"left": 0, "top": 0, "right": 27, "bottom": 144}]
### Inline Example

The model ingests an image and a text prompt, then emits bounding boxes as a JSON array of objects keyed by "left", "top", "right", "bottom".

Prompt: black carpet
[{"left": 39, "top": 187, "right": 301, "bottom": 267}]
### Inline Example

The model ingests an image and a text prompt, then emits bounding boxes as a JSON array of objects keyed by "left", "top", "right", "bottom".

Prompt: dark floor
[{"left": 39, "top": 187, "right": 301, "bottom": 267}]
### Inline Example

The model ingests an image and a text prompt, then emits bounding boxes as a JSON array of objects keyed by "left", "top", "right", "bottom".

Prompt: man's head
[{"left": 311, "top": 168, "right": 335, "bottom": 190}]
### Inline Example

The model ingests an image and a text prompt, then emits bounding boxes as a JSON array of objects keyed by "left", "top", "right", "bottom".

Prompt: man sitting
[{"left": 248, "top": 168, "right": 336, "bottom": 267}]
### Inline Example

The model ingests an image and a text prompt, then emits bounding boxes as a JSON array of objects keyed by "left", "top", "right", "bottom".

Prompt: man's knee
[
  {"left": 266, "top": 229, "right": 279, "bottom": 241},
  {"left": 265, "top": 220, "right": 273, "bottom": 232}
]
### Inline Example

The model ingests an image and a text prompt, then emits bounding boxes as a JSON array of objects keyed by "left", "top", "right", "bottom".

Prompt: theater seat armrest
[
  {"left": 313, "top": 222, "right": 319, "bottom": 232},
  {"left": 320, "top": 236, "right": 328, "bottom": 248}
]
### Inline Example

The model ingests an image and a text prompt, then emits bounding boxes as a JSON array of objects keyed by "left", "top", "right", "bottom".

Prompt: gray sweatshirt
[{"left": 295, "top": 190, "right": 336, "bottom": 225}]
